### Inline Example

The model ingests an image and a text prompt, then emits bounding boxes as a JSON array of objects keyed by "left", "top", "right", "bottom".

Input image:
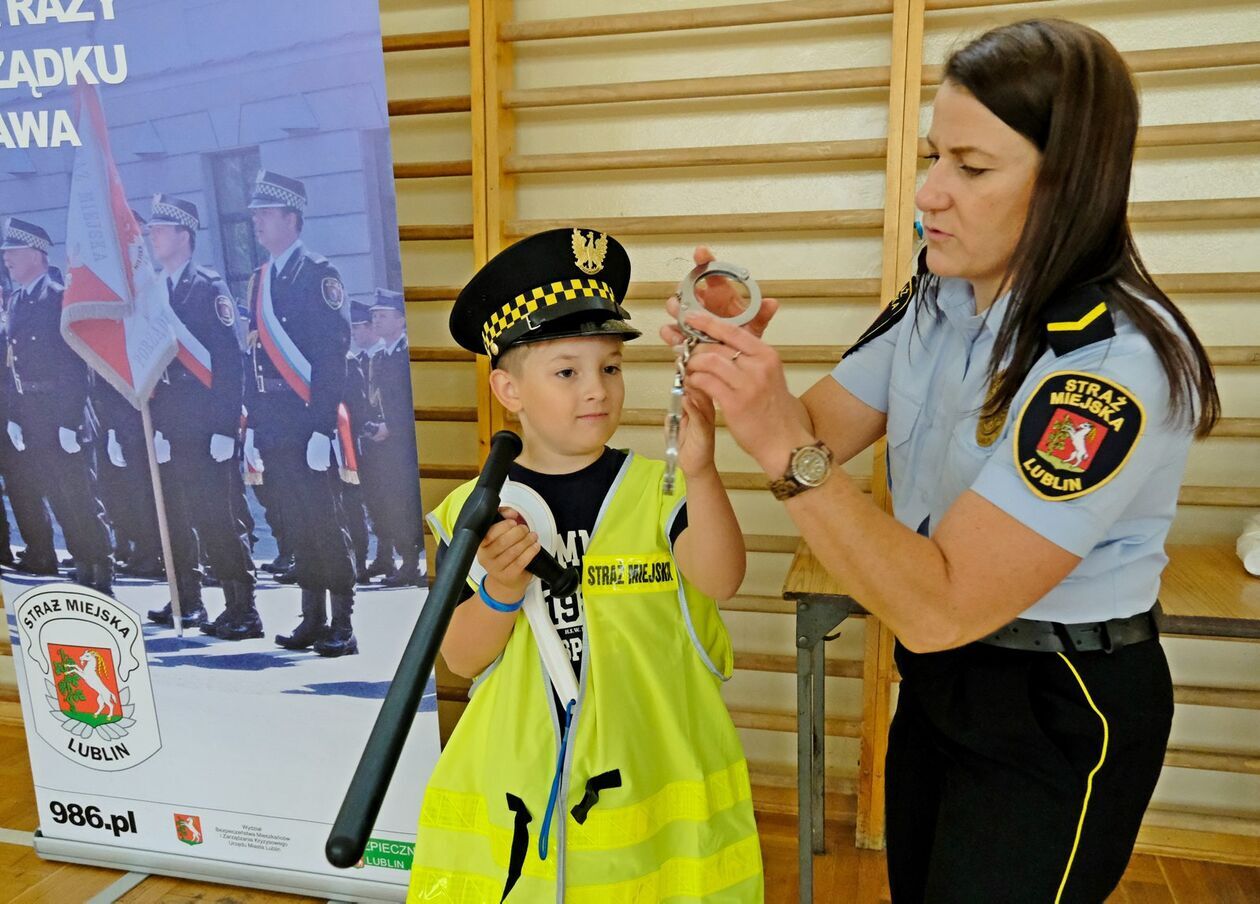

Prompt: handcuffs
[{"left": 663, "top": 260, "right": 762, "bottom": 494}]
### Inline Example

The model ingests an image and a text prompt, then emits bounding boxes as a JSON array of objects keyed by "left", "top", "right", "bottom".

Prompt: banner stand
[{"left": 34, "top": 834, "right": 402, "bottom": 903}]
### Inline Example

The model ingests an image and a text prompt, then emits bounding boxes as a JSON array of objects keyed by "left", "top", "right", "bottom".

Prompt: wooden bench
[{"left": 783, "top": 541, "right": 1260, "bottom": 903}]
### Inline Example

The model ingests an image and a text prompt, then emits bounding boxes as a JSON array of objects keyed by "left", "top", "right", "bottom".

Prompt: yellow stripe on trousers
[{"left": 1053, "top": 652, "right": 1111, "bottom": 904}]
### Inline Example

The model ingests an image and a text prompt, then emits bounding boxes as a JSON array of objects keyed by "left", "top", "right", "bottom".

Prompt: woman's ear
[{"left": 489, "top": 367, "right": 522, "bottom": 413}]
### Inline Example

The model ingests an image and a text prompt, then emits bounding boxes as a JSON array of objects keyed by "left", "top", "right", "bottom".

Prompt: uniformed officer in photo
[
  {"left": 0, "top": 260, "right": 55, "bottom": 574},
  {"left": 364, "top": 288, "right": 423, "bottom": 587},
  {"left": 144, "top": 195, "right": 259, "bottom": 636},
  {"left": 1, "top": 217, "right": 112, "bottom": 593},
  {"left": 342, "top": 300, "right": 377, "bottom": 581},
  {"left": 90, "top": 371, "right": 164, "bottom": 578},
  {"left": 244, "top": 171, "right": 358, "bottom": 656}
]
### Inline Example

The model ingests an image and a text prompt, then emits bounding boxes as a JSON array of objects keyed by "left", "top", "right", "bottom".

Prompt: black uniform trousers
[
  {"left": 362, "top": 436, "right": 422, "bottom": 559},
  {"left": 2, "top": 444, "right": 54, "bottom": 558},
  {"left": 340, "top": 478, "right": 369, "bottom": 567},
  {"left": 260, "top": 443, "right": 355, "bottom": 594},
  {"left": 14, "top": 420, "right": 110, "bottom": 563},
  {"left": 97, "top": 422, "right": 161, "bottom": 562},
  {"left": 886, "top": 637, "right": 1173, "bottom": 903},
  {"left": 159, "top": 436, "right": 254, "bottom": 592}
]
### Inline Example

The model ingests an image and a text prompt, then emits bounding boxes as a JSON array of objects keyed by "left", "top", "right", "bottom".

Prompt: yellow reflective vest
[{"left": 409, "top": 453, "right": 763, "bottom": 902}]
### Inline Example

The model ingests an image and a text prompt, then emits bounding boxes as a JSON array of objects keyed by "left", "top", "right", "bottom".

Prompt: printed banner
[{"left": 2, "top": 1, "right": 434, "bottom": 896}]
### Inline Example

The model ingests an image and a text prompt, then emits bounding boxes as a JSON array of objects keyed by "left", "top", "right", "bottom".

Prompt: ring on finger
[{"left": 730, "top": 350, "right": 743, "bottom": 362}]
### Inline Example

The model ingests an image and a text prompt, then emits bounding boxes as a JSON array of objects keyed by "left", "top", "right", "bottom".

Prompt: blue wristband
[{"left": 479, "top": 578, "right": 525, "bottom": 613}]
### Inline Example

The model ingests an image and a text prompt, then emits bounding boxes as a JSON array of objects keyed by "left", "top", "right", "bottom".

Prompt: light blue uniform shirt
[{"left": 832, "top": 276, "right": 1194, "bottom": 623}]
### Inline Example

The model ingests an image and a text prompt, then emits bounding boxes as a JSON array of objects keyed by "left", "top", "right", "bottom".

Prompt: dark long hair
[{"left": 944, "top": 19, "right": 1219, "bottom": 436}]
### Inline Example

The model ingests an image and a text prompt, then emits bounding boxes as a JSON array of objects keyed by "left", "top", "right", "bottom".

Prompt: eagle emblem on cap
[{"left": 571, "top": 229, "right": 608, "bottom": 275}]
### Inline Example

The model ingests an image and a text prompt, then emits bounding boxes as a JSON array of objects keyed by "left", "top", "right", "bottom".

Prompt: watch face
[{"left": 792, "top": 446, "right": 830, "bottom": 486}]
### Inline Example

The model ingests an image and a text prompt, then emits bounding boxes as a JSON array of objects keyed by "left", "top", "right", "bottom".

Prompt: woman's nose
[{"left": 915, "top": 165, "right": 949, "bottom": 213}]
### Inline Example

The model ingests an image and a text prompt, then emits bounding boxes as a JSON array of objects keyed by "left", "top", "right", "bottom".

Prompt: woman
[{"left": 665, "top": 19, "right": 1219, "bottom": 903}]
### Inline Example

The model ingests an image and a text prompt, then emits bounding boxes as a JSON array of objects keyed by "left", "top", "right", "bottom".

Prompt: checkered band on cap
[
  {"left": 481, "top": 278, "right": 616, "bottom": 355},
  {"left": 151, "top": 195, "right": 199, "bottom": 230},
  {"left": 2, "top": 220, "right": 50, "bottom": 253},
  {"left": 250, "top": 171, "right": 307, "bottom": 211}
]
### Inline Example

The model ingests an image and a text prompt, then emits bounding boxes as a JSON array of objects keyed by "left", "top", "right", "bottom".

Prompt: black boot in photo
[{"left": 275, "top": 589, "right": 328, "bottom": 650}]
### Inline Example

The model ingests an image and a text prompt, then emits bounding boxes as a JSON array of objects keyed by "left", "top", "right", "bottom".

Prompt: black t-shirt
[{"left": 439, "top": 448, "right": 689, "bottom": 684}]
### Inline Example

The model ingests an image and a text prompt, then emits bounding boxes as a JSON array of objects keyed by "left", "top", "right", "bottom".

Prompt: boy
[{"left": 409, "top": 229, "right": 763, "bottom": 902}]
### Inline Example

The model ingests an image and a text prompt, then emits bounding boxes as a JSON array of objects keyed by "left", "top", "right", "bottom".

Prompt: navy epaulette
[
  {"left": 1042, "top": 283, "right": 1115, "bottom": 356},
  {"left": 842, "top": 273, "right": 916, "bottom": 360},
  {"left": 196, "top": 265, "right": 223, "bottom": 280}
]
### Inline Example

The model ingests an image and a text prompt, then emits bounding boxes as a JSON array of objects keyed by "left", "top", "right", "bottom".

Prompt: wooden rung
[
  {"left": 1164, "top": 745, "right": 1260, "bottom": 776},
  {"left": 719, "top": 595, "right": 797, "bottom": 615},
  {"left": 1138, "top": 120, "right": 1260, "bottom": 149},
  {"left": 505, "top": 138, "right": 888, "bottom": 174},
  {"left": 1211, "top": 418, "right": 1260, "bottom": 438},
  {"left": 730, "top": 705, "right": 860, "bottom": 738},
  {"left": 420, "top": 464, "right": 478, "bottom": 480},
  {"left": 415, "top": 407, "right": 478, "bottom": 423},
  {"left": 501, "top": 0, "right": 894, "bottom": 43},
  {"left": 499, "top": 0, "right": 1040, "bottom": 43},
  {"left": 1210, "top": 346, "right": 1260, "bottom": 366},
  {"left": 1124, "top": 41, "right": 1260, "bottom": 74},
  {"left": 1142, "top": 803, "right": 1260, "bottom": 838},
  {"left": 1159, "top": 272, "right": 1260, "bottom": 294},
  {"left": 745, "top": 534, "right": 801, "bottom": 554},
  {"left": 495, "top": 44, "right": 1260, "bottom": 112},
  {"left": 408, "top": 344, "right": 1255, "bottom": 368},
  {"left": 406, "top": 286, "right": 462, "bottom": 302},
  {"left": 619, "top": 345, "right": 849, "bottom": 364},
  {"left": 399, "top": 273, "right": 1252, "bottom": 304},
  {"left": 395, "top": 161, "right": 473, "bottom": 179},
  {"left": 500, "top": 199, "right": 1258, "bottom": 240},
  {"left": 400, "top": 224, "right": 474, "bottom": 241},
  {"left": 1130, "top": 197, "right": 1260, "bottom": 223},
  {"left": 916, "top": 121, "right": 1260, "bottom": 155},
  {"left": 1174, "top": 685, "right": 1260, "bottom": 710},
  {"left": 411, "top": 347, "right": 475, "bottom": 363},
  {"left": 503, "top": 67, "right": 891, "bottom": 110},
  {"left": 388, "top": 96, "right": 472, "bottom": 116},
  {"left": 734, "top": 651, "right": 864, "bottom": 679},
  {"left": 1178, "top": 486, "right": 1260, "bottom": 507},
  {"left": 750, "top": 760, "right": 855, "bottom": 796},
  {"left": 923, "top": 41, "right": 1260, "bottom": 85},
  {"left": 505, "top": 210, "right": 883, "bottom": 237},
  {"left": 382, "top": 30, "right": 470, "bottom": 52},
  {"left": 624, "top": 278, "right": 881, "bottom": 300}
]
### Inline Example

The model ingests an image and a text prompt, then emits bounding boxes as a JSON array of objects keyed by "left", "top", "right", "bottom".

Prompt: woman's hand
[
  {"left": 476, "top": 507, "right": 539, "bottom": 604},
  {"left": 682, "top": 311, "right": 814, "bottom": 476},
  {"left": 658, "top": 246, "right": 781, "bottom": 348}
]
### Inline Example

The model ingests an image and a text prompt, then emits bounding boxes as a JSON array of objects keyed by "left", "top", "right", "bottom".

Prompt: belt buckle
[
  {"left": 1099, "top": 621, "right": 1115, "bottom": 654},
  {"left": 1051, "top": 622, "right": 1077, "bottom": 653}
]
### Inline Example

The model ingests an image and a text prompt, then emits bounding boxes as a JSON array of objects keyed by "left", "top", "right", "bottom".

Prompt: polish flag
[{"left": 59, "top": 84, "right": 209, "bottom": 405}]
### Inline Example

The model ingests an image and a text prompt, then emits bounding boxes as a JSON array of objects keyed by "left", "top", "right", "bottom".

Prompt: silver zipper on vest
[{"left": 553, "top": 452, "right": 632, "bottom": 900}]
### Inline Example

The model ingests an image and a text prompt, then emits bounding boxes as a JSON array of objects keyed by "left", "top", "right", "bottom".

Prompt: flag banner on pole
[
  {"left": 3, "top": 3, "right": 434, "bottom": 899},
  {"left": 61, "top": 83, "right": 179, "bottom": 408}
]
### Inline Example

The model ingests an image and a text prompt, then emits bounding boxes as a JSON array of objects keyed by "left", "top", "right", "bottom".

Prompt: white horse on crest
[{"left": 66, "top": 650, "right": 119, "bottom": 718}]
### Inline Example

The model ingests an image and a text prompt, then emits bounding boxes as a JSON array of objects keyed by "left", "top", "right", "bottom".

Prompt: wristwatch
[{"left": 769, "top": 441, "right": 833, "bottom": 500}]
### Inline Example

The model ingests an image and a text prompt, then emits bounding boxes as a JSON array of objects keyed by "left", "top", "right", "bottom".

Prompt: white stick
[{"left": 140, "top": 401, "right": 182, "bottom": 636}]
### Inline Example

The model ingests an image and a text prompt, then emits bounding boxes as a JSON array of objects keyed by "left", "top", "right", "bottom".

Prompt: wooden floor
[{"left": 3, "top": 721, "right": 1259, "bottom": 903}]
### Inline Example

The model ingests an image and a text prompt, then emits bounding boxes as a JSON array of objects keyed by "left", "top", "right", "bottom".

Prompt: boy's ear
[{"left": 489, "top": 367, "right": 522, "bottom": 413}]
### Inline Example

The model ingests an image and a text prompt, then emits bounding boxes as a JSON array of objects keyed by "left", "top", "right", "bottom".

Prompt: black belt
[
  {"left": 980, "top": 609, "right": 1157, "bottom": 654},
  {"left": 255, "top": 376, "right": 292, "bottom": 394}
]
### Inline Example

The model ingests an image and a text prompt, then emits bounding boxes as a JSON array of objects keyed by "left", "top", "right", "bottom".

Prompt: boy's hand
[
  {"left": 674, "top": 386, "right": 718, "bottom": 477},
  {"left": 476, "top": 507, "right": 540, "bottom": 604}
]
